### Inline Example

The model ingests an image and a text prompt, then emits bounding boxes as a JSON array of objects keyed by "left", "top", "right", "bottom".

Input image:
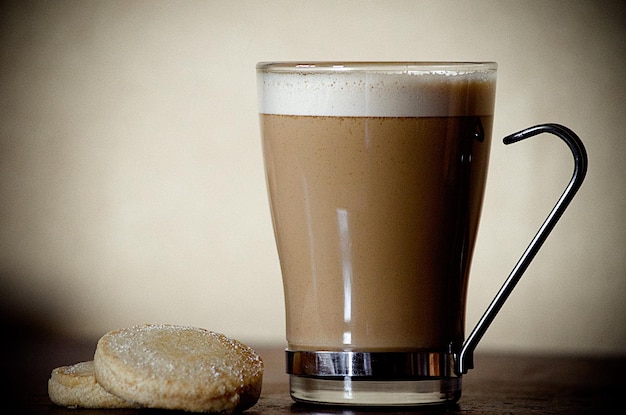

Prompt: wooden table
[{"left": 6, "top": 327, "right": 624, "bottom": 414}]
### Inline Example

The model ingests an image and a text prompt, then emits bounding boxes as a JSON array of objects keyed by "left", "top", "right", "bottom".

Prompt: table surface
[{"left": 5, "top": 327, "right": 625, "bottom": 415}]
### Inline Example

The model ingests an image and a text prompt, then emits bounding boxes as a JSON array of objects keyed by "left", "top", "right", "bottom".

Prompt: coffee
[{"left": 259, "top": 67, "right": 496, "bottom": 352}]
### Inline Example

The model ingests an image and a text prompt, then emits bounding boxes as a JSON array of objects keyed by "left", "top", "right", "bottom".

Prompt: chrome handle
[{"left": 456, "top": 124, "right": 588, "bottom": 375}]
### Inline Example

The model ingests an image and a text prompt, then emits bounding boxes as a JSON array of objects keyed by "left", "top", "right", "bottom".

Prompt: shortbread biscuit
[
  {"left": 48, "top": 361, "right": 140, "bottom": 409},
  {"left": 94, "top": 324, "right": 263, "bottom": 413}
]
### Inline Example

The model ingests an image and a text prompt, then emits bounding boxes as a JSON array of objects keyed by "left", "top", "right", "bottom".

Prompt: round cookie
[
  {"left": 48, "top": 361, "right": 141, "bottom": 409},
  {"left": 94, "top": 324, "right": 263, "bottom": 413}
]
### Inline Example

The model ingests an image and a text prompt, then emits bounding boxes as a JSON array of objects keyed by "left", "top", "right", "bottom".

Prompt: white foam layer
[{"left": 258, "top": 70, "right": 496, "bottom": 117}]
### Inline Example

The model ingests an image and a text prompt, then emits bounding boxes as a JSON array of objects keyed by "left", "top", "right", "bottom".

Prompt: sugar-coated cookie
[
  {"left": 94, "top": 324, "right": 263, "bottom": 413},
  {"left": 48, "top": 361, "right": 140, "bottom": 409}
]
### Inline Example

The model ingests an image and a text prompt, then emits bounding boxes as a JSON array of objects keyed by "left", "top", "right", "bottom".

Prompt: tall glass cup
[{"left": 256, "top": 62, "right": 587, "bottom": 406}]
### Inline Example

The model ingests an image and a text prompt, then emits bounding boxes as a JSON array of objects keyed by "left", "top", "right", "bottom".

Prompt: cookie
[
  {"left": 48, "top": 360, "right": 140, "bottom": 409},
  {"left": 94, "top": 324, "right": 263, "bottom": 413}
]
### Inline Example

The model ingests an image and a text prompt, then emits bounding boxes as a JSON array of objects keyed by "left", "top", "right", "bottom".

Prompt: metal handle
[{"left": 456, "top": 124, "right": 588, "bottom": 375}]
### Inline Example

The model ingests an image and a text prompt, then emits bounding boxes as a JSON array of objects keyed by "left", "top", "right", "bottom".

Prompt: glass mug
[{"left": 257, "top": 62, "right": 587, "bottom": 406}]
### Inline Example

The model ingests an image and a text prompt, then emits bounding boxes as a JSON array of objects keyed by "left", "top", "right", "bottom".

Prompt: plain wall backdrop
[{"left": 1, "top": 0, "right": 624, "bottom": 355}]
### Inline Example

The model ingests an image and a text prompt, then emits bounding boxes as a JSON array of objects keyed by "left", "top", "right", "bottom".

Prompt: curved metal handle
[{"left": 456, "top": 124, "right": 588, "bottom": 375}]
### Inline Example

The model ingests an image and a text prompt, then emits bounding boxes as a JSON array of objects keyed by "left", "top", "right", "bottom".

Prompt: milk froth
[{"left": 258, "top": 63, "right": 496, "bottom": 117}]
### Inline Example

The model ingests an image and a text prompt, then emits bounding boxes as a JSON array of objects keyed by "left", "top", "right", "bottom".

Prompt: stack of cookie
[{"left": 48, "top": 324, "right": 264, "bottom": 413}]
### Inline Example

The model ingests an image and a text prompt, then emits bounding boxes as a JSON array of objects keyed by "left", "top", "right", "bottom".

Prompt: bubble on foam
[{"left": 258, "top": 70, "right": 496, "bottom": 117}]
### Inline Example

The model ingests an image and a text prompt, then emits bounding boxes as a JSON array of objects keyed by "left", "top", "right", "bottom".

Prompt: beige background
[{"left": 1, "top": 0, "right": 624, "bottom": 355}]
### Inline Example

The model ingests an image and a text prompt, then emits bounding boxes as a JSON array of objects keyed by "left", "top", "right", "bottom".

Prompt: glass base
[{"left": 290, "top": 375, "right": 462, "bottom": 406}]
